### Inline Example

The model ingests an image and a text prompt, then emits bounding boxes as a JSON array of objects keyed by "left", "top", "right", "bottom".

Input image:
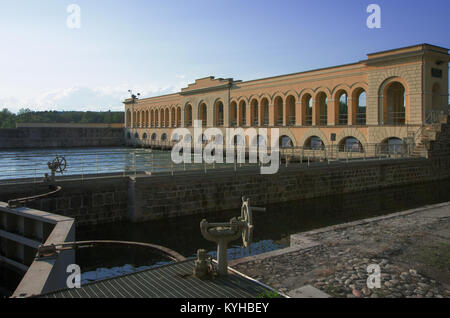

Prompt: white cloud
[{"left": 0, "top": 78, "right": 190, "bottom": 113}]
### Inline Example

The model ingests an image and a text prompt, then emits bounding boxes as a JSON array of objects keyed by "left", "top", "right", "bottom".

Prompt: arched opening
[
  {"left": 155, "top": 110, "right": 159, "bottom": 127},
  {"left": 380, "top": 137, "right": 405, "bottom": 154},
  {"left": 260, "top": 98, "right": 269, "bottom": 126},
  {"left": 304, "top": 136, "right": 324, "bottom": 150},
  {"left": 315, "top": 92, "right": 328, "bottom": 125},
  {"left": 142, "top": 133, "right": 148, "bottom": 140},
  {"left": 171, "top": 108, "right": 176, "bottom": 127},
  {"left": 136, "top": 112, "right": 141, "bottom": 128},
  {"left": 151, "top": 133, "right": 158, "bottom": 141},
  {"left": 302, "top": 94, "right": 313, "bottom": 126},
  {"left": 252, "top": 135, "right": 267, "bottom": 147},
  {"left": 127, "top": 132, "right": 131, "bottom": 139},
  {"left": 134, "top": 132, "right": 139, "bottom": 139},
  {"left": 183, "top": 134, "right": 192, "bottom": 144},
  {"left": 185, "top": 104, "right": 192, "bottom": 127},
  {"left": 274, "top": 96, "right": 283, "bottom": 126},
  {"left": 233, "top": 135, "right": 244, "bottom": 146},
  {"left": 286, "top": 95, "right": 296, "bottom": 126},
  {"left": 160, "top": 109, "right": 165, "bottom": 127},
  {"left": 145, "top": 110, "right": 149, "bottom": 128},
  {"left": 215, "top": 101, "right": 224, "bottom": 126},
  {"left": 126, "top": 110, "right": 131, "bottom": 128},
  {"left": 171, "top": 133, "right": 179, "bottom": 142},
  {"left": 161, "top": 133, "right": 168, "bottom": 142},
  {"left": 150, "top": 110, "right": 154, "bottom": 127},
  {"left": 214, "top": 134, "right": 224, "bottom": 145},
  {"left": 239, "top": 101, "right": 247, "bottom": 126},
  {"left": 176, "top": 107, "right": 181, "bottom": 127},
  {"left": 279, "top": 135, "right": 294, "bottom": 148},
  {"left": 339, "top": 137, "right": 363, "bottom": 152},
  {"left": 352, "top": 88, "right": 367, "bottom": 125},
  {"left": 336, "top": 90, "right": 348, "bottom": 125},
  {"left": 230, "top": 101, "right": 237, "bottom": 127},
  {"left": 165, "top": 108, "right": 169, "bottom": 127},
  {"left": 133, "top": 111, "right": 137, "bottom": 127},
  {"left": 250, "top": 99, "right": 259, "bottom": 126},
  {"left": 384, "top": 81, "right": 406, "bottom": 125},
  {"left": 199, "top": 103, "right": 207, "bottom": 126},
  {"left": 199, "top": 134, "right": 208, "bottom": 145}
]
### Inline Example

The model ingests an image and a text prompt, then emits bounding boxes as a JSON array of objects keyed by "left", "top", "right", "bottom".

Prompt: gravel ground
[{"left": 231, "top": 202, "right": 450, "bottom": 298}]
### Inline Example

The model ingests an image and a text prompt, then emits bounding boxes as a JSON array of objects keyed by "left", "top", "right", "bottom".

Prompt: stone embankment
[{"left": 231, "top": 202, "right": 450, "bottom": 298}]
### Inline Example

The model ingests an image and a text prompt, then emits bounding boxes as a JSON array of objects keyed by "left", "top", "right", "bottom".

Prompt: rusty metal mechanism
[
  {"left": 7, "top": 156, "right": 66, "bottom": 208},
  {"left": 199, "top": 196, "right": 266, "bottom": 276},
  {"left": 36, "top": 240, "right": 186, "bottom": 263}
]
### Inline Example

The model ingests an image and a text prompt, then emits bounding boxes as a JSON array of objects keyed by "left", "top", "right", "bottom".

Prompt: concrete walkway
[{"left": 230, "top": 202, "right": 450, "bottom": 298}]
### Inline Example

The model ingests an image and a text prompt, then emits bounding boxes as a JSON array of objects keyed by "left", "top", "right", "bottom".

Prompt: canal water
[{"left": 76, "top": 177, "right": 450, "bottom": 284}]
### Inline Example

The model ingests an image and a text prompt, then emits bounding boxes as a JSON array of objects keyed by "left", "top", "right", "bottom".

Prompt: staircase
[{"left": 411, "top": 113, "right": 449, "bottom": 158}]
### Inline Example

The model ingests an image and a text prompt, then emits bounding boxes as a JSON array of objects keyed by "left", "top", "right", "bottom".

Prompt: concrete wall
[{"left": 0, "top": 126, "right": 125, "bottom": 149}]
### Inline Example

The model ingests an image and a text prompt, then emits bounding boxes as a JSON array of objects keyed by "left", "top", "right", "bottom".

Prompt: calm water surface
[{"left": 76, "top": 178, "right": 450, "bottom": 284}]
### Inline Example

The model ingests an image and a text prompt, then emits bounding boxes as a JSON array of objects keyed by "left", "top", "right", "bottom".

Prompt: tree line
[{"left": 0, "top": 108, "right": 124, "bottom": 128}]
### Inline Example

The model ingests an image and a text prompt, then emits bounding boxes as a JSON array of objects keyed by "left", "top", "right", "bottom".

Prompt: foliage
[{"left": 0, "top": 108, "right": 124, "bottom": 128}]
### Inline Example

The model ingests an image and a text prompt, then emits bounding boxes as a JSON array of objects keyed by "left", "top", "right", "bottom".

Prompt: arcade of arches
[{"left": 124, "top": 44, "right": 449, "bottom": 149}]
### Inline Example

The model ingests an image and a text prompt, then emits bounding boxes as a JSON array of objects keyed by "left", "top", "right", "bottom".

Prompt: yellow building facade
[{"left": 124, "top": 44, "right": 449, "bottom": 150}]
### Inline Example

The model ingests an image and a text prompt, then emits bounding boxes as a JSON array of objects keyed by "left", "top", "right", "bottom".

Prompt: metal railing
[{"left": 385, "top": 111, "right": 406, "bottom": 125}]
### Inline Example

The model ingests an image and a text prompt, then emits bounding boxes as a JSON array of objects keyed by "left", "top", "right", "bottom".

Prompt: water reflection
[{"left": 77, "top": 178, "right": 450, "bottom": 282}]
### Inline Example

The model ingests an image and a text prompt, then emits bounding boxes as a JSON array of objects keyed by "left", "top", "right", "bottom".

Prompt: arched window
[
  {"left": 352, "top": 89, "right": 367, "bottom": 125},
  {"left": 279, "top": 136, "right": 294, "bottom": 148},
  {"left": 302, "top": 94, "right": 313, "bottom": 126},
  {"left": 383, "top": 81, "right": 406, "bottom": 125},
  {"left": 151, "top": 133, "right": 158, "bottom": 141},
  {"left": 230, "top": 101, "right": 237, "bottom": 127},
  {"left": 273, "top": 96, "right": 283, "bottom": 126},
  {"left": 286, "top": 95, "right": 296, "bottom": 126},
  {"left": 199, "top": 103, "right": 207, "bottom": 126},
  {"left": 185, "top": 104, "right": 192, "bottom": 127},
  {"left": 171, "top": 108, "right": 176, "bottom": 127},
  {"left": 239, "top": 101, "right": 247, "bottom": 126},
  {"left": 336, "top": 91, "right": 348, "bottom": 125},
  {"left": 381, "top": 137, "right": 405, "bottom": 154},
  {"left": 161, "top": 133, "right": 168, "bottom": 141},
  {"left": 142, "top": 133, "right": 148, "bottom": 140},
  {"left": 250, "top": 99, "right": 259, "bottom": 126},
  {"left": 339, "top": 137, "right": 363, "bottom": 152},
  {"left": 315, "top": 92, "right": 328, "bottom": 125},
  {"left": 215, "top": 101, "right": 224, "bottom": 126},
  {"left": 176, "top": 107, "right": 181, "bottom": 127},
  {"left": 261, "top": 98, "right": 269, "bottom": 126},
  {"left": 304, "top": 136, "right": 324, "bottom": 150}
]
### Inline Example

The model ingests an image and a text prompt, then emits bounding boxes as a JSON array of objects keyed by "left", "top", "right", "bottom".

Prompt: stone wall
[
  {"left": 0, "top": 176, "right": 130, "bottom": 226},
  {"left": 0, "top": 155, "right": 449, "bottom": 226},
  {"left": 131, "top": 156, "right": 450, "bottom": 222},
  {"left": 0, "top": 127, "right": 125, "bottom": 149}
]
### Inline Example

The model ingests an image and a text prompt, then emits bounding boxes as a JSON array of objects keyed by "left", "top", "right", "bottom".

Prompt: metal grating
[{"left": 39, "top": 260, "right": 282, "bottom": 298}]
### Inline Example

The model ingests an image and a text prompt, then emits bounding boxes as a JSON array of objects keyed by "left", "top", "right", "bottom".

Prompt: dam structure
[{"left": 124, "top": 44, "right": 449, "bottom": 156}]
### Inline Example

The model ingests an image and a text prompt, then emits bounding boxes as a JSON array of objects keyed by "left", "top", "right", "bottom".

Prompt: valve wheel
[
  {"left": 240, "top": 199, "right": 253, "bottom": 248},
  {"left": 52, "top": 156, "right": 67, "bottom": 174}
]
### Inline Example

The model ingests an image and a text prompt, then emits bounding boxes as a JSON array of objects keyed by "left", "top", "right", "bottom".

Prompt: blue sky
[{"left": 0, "top": 0, "right": 449, "bottom": 113}]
